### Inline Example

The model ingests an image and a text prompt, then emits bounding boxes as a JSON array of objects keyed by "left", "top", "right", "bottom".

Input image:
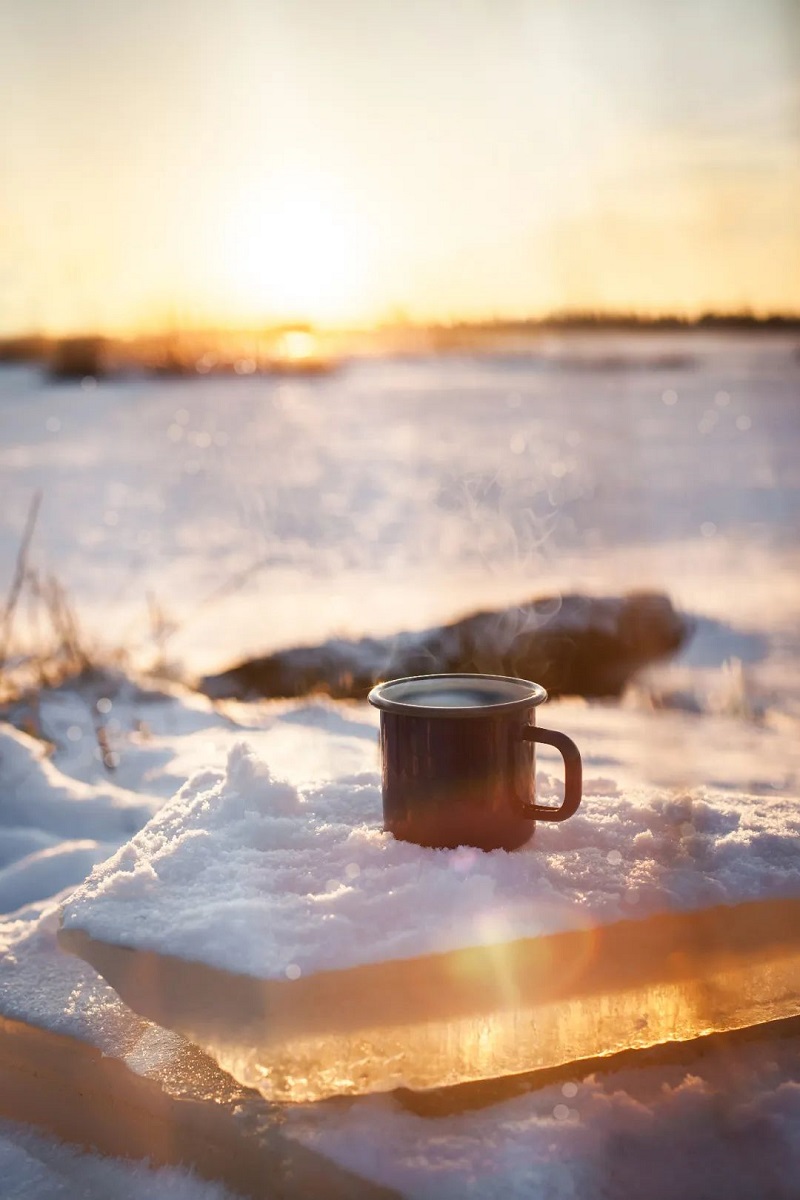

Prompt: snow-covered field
[
  {"left": 2, "top": 332, "right": 798, "bottom": 675},
  {"left": 1, "top": 333, "right": 799, "bottom": 1196}
]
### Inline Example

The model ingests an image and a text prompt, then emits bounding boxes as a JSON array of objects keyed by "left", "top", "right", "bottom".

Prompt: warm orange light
[{"left": 275, "top": 329, "right": 318, "bottom": 361}]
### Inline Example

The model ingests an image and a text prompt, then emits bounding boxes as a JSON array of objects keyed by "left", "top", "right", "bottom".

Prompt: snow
[
  {"left": 0, "top": 721, "right": 153, "bottom": 841},
  {"left": 286, "top": 1032, "right": 800, "bottom": 1200},
  {"left": 0, "top": 899, "right": 134, "bottom": 1051},
  {"left": 0, "top": 683, "right": 386, "bottom": 923},
  {"left": 0, "top": 898, "right": 390, "bottom": 1200},
  {"left": 0, "top": 718, "right": 153, "bottom": 917},
  {"left": 59, "top": 725, "right": 800, "bottom": 980},
  {"left": 0, "top": 1119, "right": 236, "bottom": 1200},
  {"left": 2, "top": 334, "right": 800, "bottom": 1190},
  {"left": 2, "top": 334, "right": 798, "bottom": 680}
]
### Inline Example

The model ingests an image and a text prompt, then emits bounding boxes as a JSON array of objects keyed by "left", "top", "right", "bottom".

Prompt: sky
[{"left": 0, "top": 0, "right": 798, "bottom": 334}]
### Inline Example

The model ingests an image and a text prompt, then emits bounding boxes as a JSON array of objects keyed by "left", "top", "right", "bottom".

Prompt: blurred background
[
  {"left": 3, "top": 0, "right": 799, "bottom": 330},
  {"left": 0, "top": 0, "right": 798, "bottom": 704}
]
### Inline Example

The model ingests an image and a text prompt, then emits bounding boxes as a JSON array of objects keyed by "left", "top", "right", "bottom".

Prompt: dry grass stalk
[{"left": 0, "top": 490, "right": 42, "bottom": 669}]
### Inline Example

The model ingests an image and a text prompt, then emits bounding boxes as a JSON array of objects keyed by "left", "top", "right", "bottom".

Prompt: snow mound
[
  {"left": 61, "top": 736, "right": 800, "bottom": 981},
  {"left": 287, "top": 1035, "right": 800, "bottom": 1200},
  {"left": 0, "top": 723, "right": 156, "bottom": 916},
  {"left": 0, "top": 723, "right": 152, "bottom": 842}
]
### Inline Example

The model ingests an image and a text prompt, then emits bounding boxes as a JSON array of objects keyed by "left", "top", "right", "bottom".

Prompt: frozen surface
[
  {"left": 0, "top": 1119, "right": 235, "bottom": 1200},
  {"left": 2, "top": 878, "right": 799, "bottom": 1198},
  {"left": 0, "top": 898, "right": 137, "bottom": 1051},
  {"left": 53, "top": 692, "right": 800, "bottom": 1101},
  {"left": 60, "top": 727, "right": 800, "bottom": 981},
  {"left": 1, "top": 335, "right": 799, "bottom": 1185},
  {"left": 286, "top": 1032, "right": 800, "bottom": 1200},
  {"left": 0, "top": 895, "right": 395, "bottom": 1199}
]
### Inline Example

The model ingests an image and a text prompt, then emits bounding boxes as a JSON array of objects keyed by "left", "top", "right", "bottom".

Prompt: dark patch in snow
[{"left": 201, "top": 592, "right": 690, "bottom": 702}]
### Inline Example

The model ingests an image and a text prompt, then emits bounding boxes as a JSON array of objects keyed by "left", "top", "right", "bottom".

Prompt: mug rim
[{"left": 368, "top": 673, "right": 548, "bottom": 718}]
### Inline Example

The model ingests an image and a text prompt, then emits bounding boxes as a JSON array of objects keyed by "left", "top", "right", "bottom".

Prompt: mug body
[{"left": 369, "top": 674, "right": 547, "bottom": 852}]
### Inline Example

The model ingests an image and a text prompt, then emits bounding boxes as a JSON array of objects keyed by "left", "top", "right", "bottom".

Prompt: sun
[{"left": 213, "top": 172, "right": 374, "bottom": 325}]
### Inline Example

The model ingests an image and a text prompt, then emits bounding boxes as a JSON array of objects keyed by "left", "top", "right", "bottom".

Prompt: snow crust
[
  {"left": 0, "top": 899, "right": 138, "bottom": 1052},
  {"left": 61, "top": 726, "right": 800, "bottom": 981}
]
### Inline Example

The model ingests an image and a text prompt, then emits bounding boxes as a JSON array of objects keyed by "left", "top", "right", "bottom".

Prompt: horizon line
[{"left": 3, "top": 307, "right": 800, "bottom": 344}]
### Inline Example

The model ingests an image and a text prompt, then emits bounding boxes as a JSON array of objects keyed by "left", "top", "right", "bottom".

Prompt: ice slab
[
  {"left": 60, "top": 896, "right": 800, "bottom": 1103},
  {"left": 59, "top": 740, "right": 800, "bottom": 1101},
  {"left": 4, "top": 908, "right": 798, "bottom": 1200},
  {"left": 0, "top": 904, "right": 397, "bottom": 1198}
]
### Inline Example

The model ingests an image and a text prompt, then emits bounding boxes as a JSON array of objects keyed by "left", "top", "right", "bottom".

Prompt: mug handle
[{"left": 520, "top": 727, "right": 582, "bottom": 822}]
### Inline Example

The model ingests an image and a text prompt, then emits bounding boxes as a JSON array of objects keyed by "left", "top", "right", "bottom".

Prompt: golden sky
[{"left": 1, "top": 0, "right": 798, "bottom": 334}]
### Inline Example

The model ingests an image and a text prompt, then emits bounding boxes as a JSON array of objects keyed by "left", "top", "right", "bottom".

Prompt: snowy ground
[
  {"left": 1, "top": 333, "right": 799, "bottom": 1194},
  {"left": 1, "top": 331, "right": 798, "bottom": 676},
  {"left": 0, "top": 1118, "right": 235, "bottom": 1200},
  {"left": 57, "top": 710, "right": 800, "bottom": 979},
  {"left": 285, "top": 1030, "right": 800, "bottom": 1200}
]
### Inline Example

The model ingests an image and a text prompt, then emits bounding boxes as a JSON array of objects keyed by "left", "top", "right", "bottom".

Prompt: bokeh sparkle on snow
[
  {"left": 60, "top": 731, "right": 800, "bottom": 980},
  {"left": 2, "top": 333, "right": 800, "bottom": 1196}
]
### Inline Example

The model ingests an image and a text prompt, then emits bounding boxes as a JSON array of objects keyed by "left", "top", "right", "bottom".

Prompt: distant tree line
[
  {"left": 1, "top": 311, "right": 798, "bottom": 379},
  {"left": 427, "top": 311, "right": 800, "bottom": 333}
]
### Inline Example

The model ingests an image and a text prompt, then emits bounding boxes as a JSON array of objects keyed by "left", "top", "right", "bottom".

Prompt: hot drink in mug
[{"left": 368, "top": 673, "right": 582, "bottom": 852}]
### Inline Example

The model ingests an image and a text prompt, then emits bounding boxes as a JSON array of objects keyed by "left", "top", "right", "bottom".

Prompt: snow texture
[
  {"left": 0, "top": 720, "right": 153, "bottom": 920},
  {"left": 0, "top": 1119, "right": 235, "bottom": 1200},
  {"left": 0, "top": 898, "right": 141, "bottom": 1052},
  {"left": 287, "top": 1035, "right": 800, "bottom": 1200},
  {"left": 61, "top": 727, "right": 800, "bottom": 980},
  {"left": 2, "top": 335, "right": 800, "bottom": 1193},
  {"left": 2, "top": 335, "right": 799, "bottom": 680}
]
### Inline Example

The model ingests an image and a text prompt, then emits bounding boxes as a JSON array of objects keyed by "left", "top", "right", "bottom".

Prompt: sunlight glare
[
  {"left": 215, "top": 173, "right": 373, "bottom": 324},
  {"left": 276, "top": 329, "right": 318, "bottom": 361}
]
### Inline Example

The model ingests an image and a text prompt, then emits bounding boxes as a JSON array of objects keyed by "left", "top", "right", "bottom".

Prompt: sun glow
[{"left": 212, "top": 173, "right": 375, "bottom": 326}]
